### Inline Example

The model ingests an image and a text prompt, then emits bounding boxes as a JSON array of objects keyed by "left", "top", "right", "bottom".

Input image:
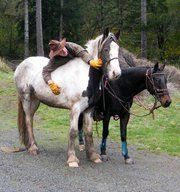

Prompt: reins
[
  {"left": 97, "top": 36, "right": 163, "bottom": 118},
  {"left": 104, "top": 80, "right": 161, "bottom": 118},
  {"left": 101, "top": 68, "right": 167, "bottom": 119}
]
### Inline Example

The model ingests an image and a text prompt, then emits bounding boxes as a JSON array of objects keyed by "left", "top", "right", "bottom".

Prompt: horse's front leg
[
  {"left": 78, "top": 113, "right": 85, "bottom": 151},
  {"left": 100, "top": 113, "right": 111, "bottom": 161},
  {"left": 120, "top": 113, "right": 134, "bottom": 164},
  {"left": 83, "top": 111, "right": 102, "bottom": 164}
]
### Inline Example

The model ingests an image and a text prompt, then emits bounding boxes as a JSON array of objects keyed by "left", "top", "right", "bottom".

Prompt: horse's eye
[
  {"left": 156, "top": 79, "right": 161, "bottom": 84},
  {"left": 154, "top": 78, "right": 159, "bottom": 84},
  {"left": 104, "top": 49, "right": 109, "bottom": 52}
]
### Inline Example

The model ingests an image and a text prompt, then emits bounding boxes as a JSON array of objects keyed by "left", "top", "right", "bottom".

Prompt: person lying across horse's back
[{"left": 42, "top": 38, "right": 103, "bottom": 95}]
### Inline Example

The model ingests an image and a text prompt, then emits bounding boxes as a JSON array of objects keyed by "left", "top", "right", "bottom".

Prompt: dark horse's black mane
[{"left": 121, "top": 66, "right": 150, "bottom": 76}]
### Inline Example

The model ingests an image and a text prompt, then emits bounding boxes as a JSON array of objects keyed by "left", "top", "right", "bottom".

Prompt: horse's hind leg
[
  {"left": 83, "top": 111, "right": 102, "bottom": 163},
  {"left": 28, "top": 96, "right": 40, "bottom": 155},
  {"left": 20, "top": 93, "right": 40, "bottom": 155}
]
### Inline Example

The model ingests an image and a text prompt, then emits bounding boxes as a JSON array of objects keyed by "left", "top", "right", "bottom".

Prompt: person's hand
[
  {"left": 48, "top": 81, "right": 61, "bottom": 95},
  {"left": 89, "top": 59, "right": 103, "bottom": 69}
]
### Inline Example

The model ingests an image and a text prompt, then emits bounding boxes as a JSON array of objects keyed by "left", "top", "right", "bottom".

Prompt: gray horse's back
[
  {"left": 14, "top": 56, "right": 49, "bottom": 86},
  {"left": 14, "top": 56, "right": 89, "bottom": 109}
]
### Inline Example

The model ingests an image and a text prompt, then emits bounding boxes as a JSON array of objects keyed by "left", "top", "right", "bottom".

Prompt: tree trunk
[
  {"left": 141, "top": 0, "right": 147, "bottom": 58},
  {"left": 36, "top": 0, "right": 44, "bottom": 56},
  {"left": 100, "top": 0, "right": 104, "bottom": 32},
  {"left": 59, "top": 0, "right": 63, "bottom": 39},
  {"left": 24, "top": 0, "right": 29, "bottom": 58}
]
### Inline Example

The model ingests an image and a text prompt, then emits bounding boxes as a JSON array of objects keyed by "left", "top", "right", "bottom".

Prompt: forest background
[{"left": 0, "top": 0, "right": 179, "bottom": 66}]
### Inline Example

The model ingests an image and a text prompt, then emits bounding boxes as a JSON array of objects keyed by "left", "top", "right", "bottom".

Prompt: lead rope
[
  {"left": 134, "top": 95, "right": 162, "bottom": 119},
  {"left": 105, "top": 80, "right": 162, "bottom": 118}
]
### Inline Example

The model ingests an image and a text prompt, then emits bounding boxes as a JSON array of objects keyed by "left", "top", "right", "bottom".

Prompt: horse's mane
[
  {"left": 121, "top": 66, "right": 150, "bottom": 77},
  {"left": 85, "top": 35, "right": 103, "bottom": 59}
]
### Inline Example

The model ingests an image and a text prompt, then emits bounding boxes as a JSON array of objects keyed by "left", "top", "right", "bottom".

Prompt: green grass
[
  {"left": 104, "top": 94, "right": 180, "bottom": 156},
  {"left": 0, "top": 69, "right": 179, "bottom": 156},
  {"left": 0, "top": 57, "right": 11, "bottom": 73}
]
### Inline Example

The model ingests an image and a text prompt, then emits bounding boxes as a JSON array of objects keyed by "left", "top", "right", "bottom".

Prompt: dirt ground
[{"left": 0, "top": 126, "right": 180, "bottom": 192}]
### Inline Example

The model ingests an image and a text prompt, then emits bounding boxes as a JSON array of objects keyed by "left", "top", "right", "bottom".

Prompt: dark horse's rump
[{"left": 79, "top": 63, "right": 171, "bottom": 163}]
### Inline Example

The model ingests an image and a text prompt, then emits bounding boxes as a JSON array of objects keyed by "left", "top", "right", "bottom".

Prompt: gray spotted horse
[{"left": 14, "top": 29, "right": 125, "bottom": 167}]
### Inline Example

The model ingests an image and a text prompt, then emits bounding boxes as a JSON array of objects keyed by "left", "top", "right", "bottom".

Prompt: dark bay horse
[{"left": 78, "top": 63, "right": 171, "bottom": 163}]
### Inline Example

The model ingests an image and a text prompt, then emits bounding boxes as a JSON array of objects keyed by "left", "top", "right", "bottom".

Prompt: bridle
[
  {"left": 146, "top": 69, "right": 169, "bottom": 100},
  {"left": 98, "top": 35, "right": 119, "bottom": 70}
]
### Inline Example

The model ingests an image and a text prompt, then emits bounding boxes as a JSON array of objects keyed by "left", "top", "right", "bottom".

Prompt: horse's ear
[
  {"left": 115, "top": 29, "right": 120, "bottom": 40},
  {"left": 160, "top": 64, "right": 165, "bottom": 71},
  {"left": 153, "top": 62, "right": 159, "bottom": 72},
  {"left": 102, "top": 28, "right": 109, "bottom": 40}
]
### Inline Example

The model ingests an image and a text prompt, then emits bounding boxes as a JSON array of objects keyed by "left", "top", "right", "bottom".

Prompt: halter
[
  {"left": 146, "top": 69, "right": 169, "bottom": 100},
  {"left": 98, "top": 34, "right": 119, "bottom": 69}
]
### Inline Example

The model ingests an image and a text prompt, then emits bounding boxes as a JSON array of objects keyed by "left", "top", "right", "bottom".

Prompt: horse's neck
[
  {"left": 85, "top": 36, "right": 103, "bottom": 99},
  {"left": 85, "top": 36, "right": 102, "bottom": 59},
  {"left": 120, "top": 67, "right": 148, "bottom": 99}
]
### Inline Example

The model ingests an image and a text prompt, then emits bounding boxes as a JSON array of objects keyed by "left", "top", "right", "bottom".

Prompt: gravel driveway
[{"left": 0, "top": 126, "right": 179, "bottom": 192}]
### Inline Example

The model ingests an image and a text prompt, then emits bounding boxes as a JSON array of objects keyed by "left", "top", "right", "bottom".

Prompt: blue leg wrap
[
  {"left": 78, "top": 129, "right": 84, "bottom": 145},
  {"left": 121, "top": 141, "right": 128, "bottom": 158},
  {"left": 100, "top": 138, "right": 107, "bottom": 152}
]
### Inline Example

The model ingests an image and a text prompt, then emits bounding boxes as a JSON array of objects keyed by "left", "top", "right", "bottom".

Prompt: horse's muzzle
[
  {"left": 163, "top": 99, "right": 172, "bottom": 108},
  {"left": 109, "top": 70, "right": 121, "bottom": 80},
  {"left": 160, "top": 95, "right": 172, "bottom": 108}
]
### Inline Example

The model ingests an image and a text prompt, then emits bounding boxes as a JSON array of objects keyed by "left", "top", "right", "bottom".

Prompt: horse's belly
[{"left": 36, "top": 86, "right": 86, "bottom": 109}]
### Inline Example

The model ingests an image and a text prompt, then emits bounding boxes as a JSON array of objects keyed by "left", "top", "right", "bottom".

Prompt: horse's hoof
[
  {"left": 94, "top": 158, "right": 102, "bottom": 164},
  {"left": 67, "top": 155, "right": 79, "bottom": 167},
  {"left": 68, "top": 162, "right": 79, "bottom": 168},
  {"left": 79, "top": 144, "right": 85, "bottom": 151},
  {"left": 125, "top": 158, "right": 134, "bottom": 164},
  {"left": 28, "top": 149, "right": 39, "bottom": 155},
  {"left": 28, "top": 145, "right": 39, "bottom": 155},
  {"left": 101, "top": 154, "right": 109, "bottom": 162},
  {"left": 89, "top": 152, "right": 102, "bottom": 163}
]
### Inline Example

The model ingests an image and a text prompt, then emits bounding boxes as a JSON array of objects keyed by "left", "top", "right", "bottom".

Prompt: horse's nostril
[
  {"left": 164, "top": 100, "right": 171, "bottom": 108},
  {"left": 112, "top": 71, "right": 120, "bottom": 79}
]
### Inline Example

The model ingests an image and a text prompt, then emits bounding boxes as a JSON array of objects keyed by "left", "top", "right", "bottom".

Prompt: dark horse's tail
[{"left": 18, "top": 96, "right": 29, "bottom": 147}]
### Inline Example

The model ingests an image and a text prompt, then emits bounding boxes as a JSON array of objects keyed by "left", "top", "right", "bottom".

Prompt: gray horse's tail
[{"left": 18, "top": 96, "right": 29, "bottom": 147}]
